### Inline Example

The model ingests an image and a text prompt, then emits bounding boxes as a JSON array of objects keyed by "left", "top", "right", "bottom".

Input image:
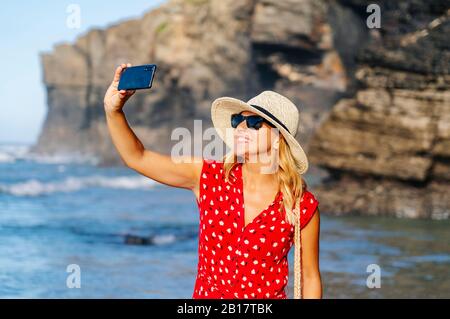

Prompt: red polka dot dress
[{"left": 193, "top": 158, "right": 319, "bottom": 299}]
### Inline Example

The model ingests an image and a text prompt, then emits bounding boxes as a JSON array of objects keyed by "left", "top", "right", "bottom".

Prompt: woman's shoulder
[
  {"left": 299, "top": 190, "right": 319, "bottom": 228},
  {"left": 202, "top": 158, "right": 224, "bottom": 169},
  {"left": 199, "top": 158, "right": 225, "bottom": 178},
  {"left": 301, "top": 190, "right": 319, "bottom": 206}
]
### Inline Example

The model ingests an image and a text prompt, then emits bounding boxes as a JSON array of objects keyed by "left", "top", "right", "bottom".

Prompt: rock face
[
  {"left": 309, "top": 1, "right": 450, "bottom": 219},
  {"left": 34, "top": 0, "right": 450, "bottom": 218},
  {"left": 34, "top": 0, "right": 361, "bottom": 164}
]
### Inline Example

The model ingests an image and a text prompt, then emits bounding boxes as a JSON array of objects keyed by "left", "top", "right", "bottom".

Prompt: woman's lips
[{"left": 235, "top": 135, "right": 250, "bottom": 144}]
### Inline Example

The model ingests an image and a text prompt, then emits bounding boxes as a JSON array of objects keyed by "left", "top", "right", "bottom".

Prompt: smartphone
[{"left": 118, "top": 64, "right": 157, "bottom": 91}]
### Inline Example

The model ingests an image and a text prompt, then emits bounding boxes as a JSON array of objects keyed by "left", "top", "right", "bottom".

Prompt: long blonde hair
[{"left": 221, "top": 135, "right": 305, "bottom": 226}]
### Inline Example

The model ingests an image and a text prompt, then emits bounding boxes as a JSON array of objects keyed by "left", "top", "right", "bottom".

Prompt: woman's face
[{"left": 232, "top": 111, "right": 279, "bottom": 162}]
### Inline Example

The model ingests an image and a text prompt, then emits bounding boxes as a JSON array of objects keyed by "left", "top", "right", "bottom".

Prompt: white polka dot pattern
[{"left": 193, "top": 158, "right": 318, "bottom": 299}]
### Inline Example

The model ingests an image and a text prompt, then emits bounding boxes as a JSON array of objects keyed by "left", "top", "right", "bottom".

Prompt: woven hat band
[{"left": 250, "top": 104, "right": 291, "bottom": 133}]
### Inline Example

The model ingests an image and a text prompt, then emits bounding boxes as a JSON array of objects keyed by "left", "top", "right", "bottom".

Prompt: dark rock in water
[
  {"left": 124, "top": 233, "right": 180, "bottom": 245},
  {"left": 309, "top": 1, "right": 450, "bottom": 219},
  {"left": 124, "top": 234, "right": 154, "bottom": 246}
]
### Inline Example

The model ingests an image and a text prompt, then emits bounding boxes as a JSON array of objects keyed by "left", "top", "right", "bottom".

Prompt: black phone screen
[{"left": 118, "top": 64, "right": 157, "bottom": 91}]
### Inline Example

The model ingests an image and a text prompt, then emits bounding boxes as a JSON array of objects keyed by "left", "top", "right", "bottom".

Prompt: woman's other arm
[{"left": 300, "top": 208, "right": 322, "bottom": 298}]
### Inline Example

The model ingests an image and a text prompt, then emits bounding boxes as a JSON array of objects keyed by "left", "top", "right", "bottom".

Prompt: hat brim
[{"left": 211, "top": 96, "right": 309, "bottom": 174}]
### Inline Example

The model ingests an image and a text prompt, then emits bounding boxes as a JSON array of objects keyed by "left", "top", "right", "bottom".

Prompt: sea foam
[{"left": 0, "top": 175, "right": 156, "bottom": 196}]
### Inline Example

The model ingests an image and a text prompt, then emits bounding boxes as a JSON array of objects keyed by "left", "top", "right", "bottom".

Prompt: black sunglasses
[{"left": 231, "top": 113, "right": 276, "bottom": 130}]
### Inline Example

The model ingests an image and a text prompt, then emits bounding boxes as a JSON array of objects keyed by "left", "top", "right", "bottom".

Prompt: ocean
[{"left": 0, "top": 143, "right": 449, "bottom": 298}]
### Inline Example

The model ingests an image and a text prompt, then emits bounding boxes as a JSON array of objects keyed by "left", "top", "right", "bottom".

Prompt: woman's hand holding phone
[{"left": 104, "top": 63, "right": 136, "bottom": 113}]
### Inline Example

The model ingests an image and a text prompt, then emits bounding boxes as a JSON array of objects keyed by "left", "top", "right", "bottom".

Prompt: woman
[{"left": 104, "top": 63, "right": 322, "bottom": 299}]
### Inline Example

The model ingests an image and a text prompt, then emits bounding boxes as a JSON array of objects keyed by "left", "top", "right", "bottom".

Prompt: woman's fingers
[
  {"left": 112, "top": 63, "right": 135, "bottom": 101},
  {"left": 119, "top": 89, "right": 135, "bottom": 100},
  {"left": 119, "top": 90, "right": 127, "bottom": 98},
  {"left": 113, "top": 65, "right": 124, "bottom": 83},
  {"left": 124, "top": 90, "right": 135, "bottom": 98},
  {"left": 112, "top": 63, "right": 130, "bottom": 84}
]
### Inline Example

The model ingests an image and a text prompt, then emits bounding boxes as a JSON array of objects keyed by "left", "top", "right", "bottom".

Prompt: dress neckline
[{"left": 236, "top": 163, "right": 282, "bottom": 230}]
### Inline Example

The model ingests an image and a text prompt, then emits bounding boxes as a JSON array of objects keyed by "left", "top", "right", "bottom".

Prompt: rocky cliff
[
  {"left": 34, "top": 0, "right": 450, "bottom": 218},
  {"left": 34, "top": 0, "right": 361, "bottom": 164},
  {"left": 309, "top": 1, "right": 450, "bottom": 219}
]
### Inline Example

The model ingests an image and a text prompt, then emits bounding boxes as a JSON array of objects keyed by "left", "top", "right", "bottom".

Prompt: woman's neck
[{"left": 241, "top": 161, "right": 279, "bottom": 191}]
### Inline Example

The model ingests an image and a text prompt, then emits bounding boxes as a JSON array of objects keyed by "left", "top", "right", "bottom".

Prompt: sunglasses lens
[
  {"left": 247, "top": 116, "right": 265, "bottom": 130},
  {"left": 231, "top": 114, "right": 245, "bottom": 128},
  {"left": 231, "top": 113, "right": 274, "bottom": 130}
]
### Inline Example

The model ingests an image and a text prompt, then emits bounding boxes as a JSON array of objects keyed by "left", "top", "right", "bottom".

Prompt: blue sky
[{"left": 0, "top": 1, "right": 165, "bottom": 144}]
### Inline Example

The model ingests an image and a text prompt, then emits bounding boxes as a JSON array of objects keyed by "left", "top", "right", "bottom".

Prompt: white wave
[
  {"left": 0, "top": 152, "right": 15, "bottom": 163},
  {"left": 152, "top": 234, "right": 177, "bottom": 245},
  {"left": 23, "top": 152, "right": 99, "bottom": 165},
  {"left": 0, "top": 144, "right": 30, "bottom": 163},
  {"left": 0, "top": 175, "right": 156, "bottom": 196},
  {"left": 0, "top": 144, "right": 99, "bottom": 165}
]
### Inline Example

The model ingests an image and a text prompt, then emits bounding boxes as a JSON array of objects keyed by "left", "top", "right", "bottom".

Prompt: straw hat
[
  {"left": 211, "top": 90, "right": 309, "bottom": 174},
  {"left": 211, "top": 90, "right": 308, "bottom": 298}
]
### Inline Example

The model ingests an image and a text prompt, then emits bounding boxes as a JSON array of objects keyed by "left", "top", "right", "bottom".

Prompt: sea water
[{"left": 0, "top": 144, "right": 448, "bottom": 298}]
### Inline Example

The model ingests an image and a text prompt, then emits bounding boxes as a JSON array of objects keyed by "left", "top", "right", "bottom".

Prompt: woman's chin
[{"left": 233, "top": 148, "right": 260, "bottom": 160}]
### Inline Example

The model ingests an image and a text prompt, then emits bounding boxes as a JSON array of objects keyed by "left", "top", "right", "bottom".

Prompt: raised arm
[{"left": 103, "top": 63, "right": 202, "bottom": 194}]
